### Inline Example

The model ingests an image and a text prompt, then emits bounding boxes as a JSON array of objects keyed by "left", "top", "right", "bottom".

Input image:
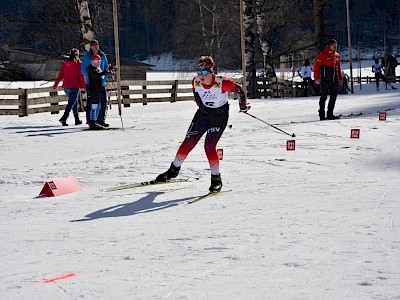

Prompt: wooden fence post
[
  {"left": 171, "top": 80, "right": 178, "bottom": 102},
  {"left": 78, "top": 90, "right": 85, "bottom": 112},
  {"left": 49, "top": 91, "right": 59, "bottom": 114},
  {"left": 122, "top": 86, "right": 131, "bottom": 107},
  {"left": 18, "top": 89, "right": 29, "bottom": 117},
  {"left": 142, "top": 85, "right": 147, "bottom": 105}
]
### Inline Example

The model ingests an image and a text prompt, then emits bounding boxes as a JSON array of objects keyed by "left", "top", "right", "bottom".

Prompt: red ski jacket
[
  {"left": 314, "top": 46, "right": 343, "bottom": 82},
  {"left": 54, "top": 60, "right": 86, "bottom": 89}
]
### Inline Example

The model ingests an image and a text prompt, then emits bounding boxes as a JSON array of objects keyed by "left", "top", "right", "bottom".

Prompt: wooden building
[{"left": 5, "top": 47, "right": 153, "bottom": 81}]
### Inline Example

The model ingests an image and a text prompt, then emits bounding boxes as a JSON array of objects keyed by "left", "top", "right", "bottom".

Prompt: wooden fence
[
  {"left": 255, "top": 77, "right": 296, "bottom": 98},
  {"left": 0, "top": 79, "right": 194, "bottom": 116},
  {"left": 1, "top": 76, "right": 398, "bottom": 116}
]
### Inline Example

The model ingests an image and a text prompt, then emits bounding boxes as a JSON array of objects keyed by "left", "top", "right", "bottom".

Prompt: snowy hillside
[{"left": 0, "top": 81, "right": 399, "bottom": 299}]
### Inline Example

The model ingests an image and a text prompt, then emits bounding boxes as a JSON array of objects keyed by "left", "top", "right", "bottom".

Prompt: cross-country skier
[
  {"left": 372, "top": 58, "right": 397, "bottom": 91},
  {"left": 314, "top": 39, "right": 343, "bottom": 120},
  {"left": 155, "top": 55, "right": 250, "bottom": 192}
]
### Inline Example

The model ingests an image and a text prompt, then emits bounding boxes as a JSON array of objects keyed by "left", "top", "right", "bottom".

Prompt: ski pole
[{"left": 242, "top": 111, "right": 296, "bottom": 138}]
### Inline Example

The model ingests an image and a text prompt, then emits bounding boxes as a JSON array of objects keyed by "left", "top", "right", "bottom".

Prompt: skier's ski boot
[
  {"left": 155, "top": 163, "right": 180, "bottom": 182},
  {"left": 392, "top": 86, "right": 397, "bottom": 90},
  {"left": 209, "top": 174, "right": 222, "bottom": 193}
]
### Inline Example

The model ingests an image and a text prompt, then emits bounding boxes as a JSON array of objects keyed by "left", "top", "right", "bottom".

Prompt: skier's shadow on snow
[{"left": 70, "top": 191, "right": 195, "bottom": 222}]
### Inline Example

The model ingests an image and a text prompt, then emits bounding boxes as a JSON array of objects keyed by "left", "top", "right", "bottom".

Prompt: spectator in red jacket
[
  {"left": 314, "top": 39, "right": 343, "bottom": 120},
  {"left": 53, "top": 48, "right": 86, "bottom": 126}
]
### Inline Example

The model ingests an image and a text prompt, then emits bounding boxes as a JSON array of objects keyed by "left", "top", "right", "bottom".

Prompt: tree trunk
[
  {"left": 76, "top": 0, "right": 95, "bottom": 51},
  {"left": 243, "top": 0, "right": 256, "bottom": 98},
  {"left": 255, "top": 0, "right": 276, "bottom": 78},
  {"left": 313, "top": 0, "right": 325, "bottom": 52}
]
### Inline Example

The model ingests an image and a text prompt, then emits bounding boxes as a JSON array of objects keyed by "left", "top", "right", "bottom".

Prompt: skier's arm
[
  {"left": 222, "top": 78, "right": 250, "bottom": 112},
  {"left": 235, "top": 83, "right": 250, "bottom": 112}
]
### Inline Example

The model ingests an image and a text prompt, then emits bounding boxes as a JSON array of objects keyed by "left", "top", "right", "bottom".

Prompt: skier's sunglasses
[
  {"left": 197, "top": 70, "right": 210, "bottom": 76},
  {"left": 93, "top": 59, "right": 101, "bottom": 65}
]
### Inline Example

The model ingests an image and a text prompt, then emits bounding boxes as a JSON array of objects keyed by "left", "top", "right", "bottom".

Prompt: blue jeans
[
  {"left": 64, "top": 88, "right": 79, "bottom": 116},
  {"left": 85, "top": 85, "right": 106, "bottom": 123}
]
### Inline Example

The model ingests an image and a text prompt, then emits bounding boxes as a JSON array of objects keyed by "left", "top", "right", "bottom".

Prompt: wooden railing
[
  {"left": 1, "top": 76, "right": 399, "bottom": 116},
  {"left": 255, "top": 77, "right": 295, "bottom": 98},
  {"left": 0, "top": 79, "right": 193, "bottom": 116}
]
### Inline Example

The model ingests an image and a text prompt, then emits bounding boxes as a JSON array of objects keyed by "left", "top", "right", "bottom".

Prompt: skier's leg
[
  {"left": 204, "top": 113, "right": 228, "bottom": 175},
  {"left": 204, "top": 113, "right": 228, "bottom": 192},
  {"left": 155, "top": 111, "right": 207, "bottom": 182}
]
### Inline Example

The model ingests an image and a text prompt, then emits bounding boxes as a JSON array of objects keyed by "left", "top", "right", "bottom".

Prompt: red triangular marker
[{"left": 39, "top": 176, "right": 82, "bottom": 197}]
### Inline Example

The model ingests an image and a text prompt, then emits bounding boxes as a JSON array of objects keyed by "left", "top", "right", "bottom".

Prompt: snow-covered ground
[{"left": 1, "top": 79, "right": 400, "bottom": 299}]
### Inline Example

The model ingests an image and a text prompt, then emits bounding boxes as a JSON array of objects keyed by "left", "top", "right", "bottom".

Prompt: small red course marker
[
  {"left": 42, "top": 273, "right": 77, "bottom": 283},
  {"left": 286, "top": 140, "right": 296, "bottom": 151}
]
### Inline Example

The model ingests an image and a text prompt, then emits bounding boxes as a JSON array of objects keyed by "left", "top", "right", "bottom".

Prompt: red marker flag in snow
[
  {"left": 379, "top": 112, "right": 386, "bottom": 121},
  {"left": 217, "top": 148, "right": 224, "bottom": 160},
  {"left": 286, "top": 140, "right": 296, "bottom": 151},
  {"left": 350, "top": 129, "right": 360, "bottom": 139}
]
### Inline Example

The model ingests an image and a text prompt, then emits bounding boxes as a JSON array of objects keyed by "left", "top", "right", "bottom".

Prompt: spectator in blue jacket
[{"left": 81, "top": 39, "right": 110, "bottom": 127}]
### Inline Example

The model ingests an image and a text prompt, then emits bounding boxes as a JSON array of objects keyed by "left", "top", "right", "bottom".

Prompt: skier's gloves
[{"left": 239, "top": 104, "right": 251, "bottom": 113}]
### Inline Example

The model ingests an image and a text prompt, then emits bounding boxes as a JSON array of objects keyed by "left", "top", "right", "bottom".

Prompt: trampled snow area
[{"left": 1, "top": 81, "right": 400, "bottom": 299}]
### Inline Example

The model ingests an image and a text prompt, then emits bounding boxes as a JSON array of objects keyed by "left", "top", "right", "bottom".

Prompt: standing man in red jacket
[{"left": 314, "top": 39, "right": 343, "bottom": 120}]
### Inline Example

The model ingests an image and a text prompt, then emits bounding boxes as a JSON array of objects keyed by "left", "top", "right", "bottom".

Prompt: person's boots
[
  {"left": 318, "top": 109, "right": 325, "bottom": 121},
  {"left": 89, "top": 120, "right": 102, "bottom": 130},
  {"left": 155, "top": 163, "right": 180, "bottom": 182},
  {"left": 209, "top": 174, "right": 222, "bottom": 193},
  {"left": 59, "top": 113, "right": 69, "bottom": 126},
  {"left": 327, "top": 110, "right": 340, "bottom": 120},
  {"left": 97, "top": 120, "right": 109, "bottom": 127},
  {"left": 74, "top": 114, "right": 82, "bottom": 125}
]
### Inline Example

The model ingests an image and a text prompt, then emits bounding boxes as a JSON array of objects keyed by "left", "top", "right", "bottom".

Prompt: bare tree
[
  {"left": 76, "top": 0, "right": 95, "bottom": 51},
  {"left": 243, "top": 0, "right": 256, "bottom": 97}
]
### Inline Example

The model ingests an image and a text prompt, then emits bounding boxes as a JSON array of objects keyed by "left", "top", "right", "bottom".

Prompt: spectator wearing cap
[
  {"left": 86, "top": 54, "right": 112, "bottom": 130},
  {"left": 53, "top": 48, "right": 86, "bottom": 126},
  {"left": 314, "top": 39, "right": 343, "bottom": 120},
  {"left": 154, "top": 55, "right": 250, "bottom": 193},
  {"left": 81, "top": 39, "right": 110, "bottom": 127}
]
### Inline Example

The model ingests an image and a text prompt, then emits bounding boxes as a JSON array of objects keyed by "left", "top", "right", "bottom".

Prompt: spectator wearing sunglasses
[
  {"left": 155, "top": 55, "right": 250, "bottom": 193},
  {"left": 81, "top": 39, "right": 110, "bottom": 127},
  {"left": 53, "top": 48, "right": 86, "bottom": 126}
]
